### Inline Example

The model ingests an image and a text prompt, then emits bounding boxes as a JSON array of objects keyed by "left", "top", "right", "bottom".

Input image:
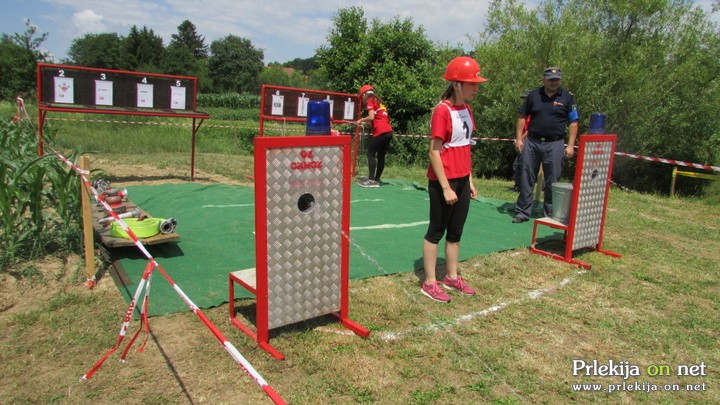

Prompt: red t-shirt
[
  {"left": 426, "top": 100, "right": 475, "bottom": 181},
  {"left": 366, "top": 97, "right": 393, "bottom": 137}
]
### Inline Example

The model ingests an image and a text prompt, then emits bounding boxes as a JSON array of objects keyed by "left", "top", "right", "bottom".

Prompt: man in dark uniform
[{"left": 512, "top": 67, "right": 579, "bottom": 223}]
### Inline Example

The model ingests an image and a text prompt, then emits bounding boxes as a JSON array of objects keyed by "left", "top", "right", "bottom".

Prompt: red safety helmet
[
  {"left": 359, "top": 84, "right": 375, "bottom": 96},
  {"left": 442, "top": 56, "right": 487, "bottom": 83}
]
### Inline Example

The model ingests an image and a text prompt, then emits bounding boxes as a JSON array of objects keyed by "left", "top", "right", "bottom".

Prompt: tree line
[{"left": 1, "top": 0, "right": 719, "bottom": 194}]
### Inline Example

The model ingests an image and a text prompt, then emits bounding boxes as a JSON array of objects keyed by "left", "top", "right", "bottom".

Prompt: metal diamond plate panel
[
  {"left": 264, "top": 146, "right": 344, "bottom": 329},
  {"left": 572, "top": 141, "right": 613, "bottom": 250}
]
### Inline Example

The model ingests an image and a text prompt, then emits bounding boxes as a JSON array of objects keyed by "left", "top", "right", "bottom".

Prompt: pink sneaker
[
  {"left": 421, "top": 281, "right": 451, "bottom": 303},
  {"left": 441, "top": 275, "right": 476, "bottom": 295}
]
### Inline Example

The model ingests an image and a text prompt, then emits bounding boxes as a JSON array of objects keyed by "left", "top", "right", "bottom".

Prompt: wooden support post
[
  {"left": 670, "top": 167, "right": 678, "bottom": 197},
  {"left": 80, "top": 156, "right": 96, "bottom": 288}
]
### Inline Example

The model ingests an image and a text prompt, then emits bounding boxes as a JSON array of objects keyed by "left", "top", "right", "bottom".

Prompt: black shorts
[{"left": 424, "top": 176, "right": 471, "bottom": 244}]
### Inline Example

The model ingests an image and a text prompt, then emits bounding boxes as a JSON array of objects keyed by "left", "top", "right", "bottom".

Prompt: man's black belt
[{"left": 529, "top": 133, "right": 563, "bottom": 142}]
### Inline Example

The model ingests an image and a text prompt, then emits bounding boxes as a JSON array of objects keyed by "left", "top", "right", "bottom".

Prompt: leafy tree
[
  {"left": 0, "top": 38, "right": 36, "bottom": 101},
  {"left": 284, "top": 57, "right": 318, "bottom": 73},
  {"left": 0, "top": 19, "right": 48, "bottom": 100},
  {"left": 361, "top": 16, "right": 441, "bottom": 134},
  {"left": 207, "top": 35, "right": 264, "bottom": 93},
  {"left": 0, "top": 19, "right": 49, "bottom": 101},
  {"left": 472, "top": 0, "right": 720, "bottom": 193},
  {"left": 315, "top": 7, "right": 368, "bottom": 92},
  {"left": 471, "top": 0, "right": 561, "bottom": 176},
  {"left": 161, "top": 46, "right": 201, "bottom": 76},
  {"left": 316, "top": 7, "right": 440, "bottom": 134},
  {"left": 164, "top": 20, "right": 208, "bottom": 81},
  {"left": 169, "top": 20, "right": 208, "bottom": 59},
  {"left": 123, "top": 25, "right": 164, "bottom": 72},
  {"left": 194, "top": 61, "right": 214, "bottom": 93},
  {"left": 2, "top": 19, "right": 50, "bottom": 61},
  {"left": 259, "top": 65, "right": 307, "bottom": 88},
  {"left": 569, "top": 0, "right": 720, "bottom": 193},
  {"left": 67, "top": 33, "right": 125, "bottom": 69}
]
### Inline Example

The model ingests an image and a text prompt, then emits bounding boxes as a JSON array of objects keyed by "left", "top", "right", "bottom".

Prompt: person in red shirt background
[
  {"left": 420, "top": 56, "right": 486, "bottom": 303},
  {"left": 356, "top": 85, "right": 394, "bottom": 188}
]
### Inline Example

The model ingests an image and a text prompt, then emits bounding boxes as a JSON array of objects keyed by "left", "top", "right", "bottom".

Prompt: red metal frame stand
[
  {"left": 229, "top": 135, "right": 369, "bottom": 359},
  {"left": 530, "top": 134, "right": 622, "bottom": 268}
]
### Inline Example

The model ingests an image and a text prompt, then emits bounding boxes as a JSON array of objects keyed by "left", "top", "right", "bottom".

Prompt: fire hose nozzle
[
  {"left": 98, "top": 208, "right": 141, "bottom": 225},
  {"left": 92, "top": 178, "right": 110, "bottom": 193},
  {"left": 159, "top": 218, "right": 177, "bottom": 234}
]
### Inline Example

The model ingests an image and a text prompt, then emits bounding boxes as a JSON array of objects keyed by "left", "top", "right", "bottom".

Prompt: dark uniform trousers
[{"left": 514, "top": 135, "right": 565, "bottom": 220}]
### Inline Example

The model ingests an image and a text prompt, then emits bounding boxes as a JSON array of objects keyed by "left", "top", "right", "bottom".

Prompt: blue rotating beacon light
[{"left": 306, "top": 100, "right": 331, "bottom": 135}]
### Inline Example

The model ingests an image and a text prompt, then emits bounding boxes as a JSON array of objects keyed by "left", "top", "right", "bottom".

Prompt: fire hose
[{"left": 109, "top": 217, "right": 178, "bottom": 239}]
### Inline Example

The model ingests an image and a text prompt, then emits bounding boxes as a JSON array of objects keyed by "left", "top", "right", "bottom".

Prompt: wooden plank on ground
[{"left": 92, "top": 200, "right": 180, "bottom": 248}]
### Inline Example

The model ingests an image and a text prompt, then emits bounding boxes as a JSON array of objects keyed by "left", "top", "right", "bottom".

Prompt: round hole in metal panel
[{"left": 297, "top": 193, "right": 315, "bottom": 213}]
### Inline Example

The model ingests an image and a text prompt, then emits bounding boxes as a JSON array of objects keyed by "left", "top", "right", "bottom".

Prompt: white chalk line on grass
[
  {"left": 351, "top": 198, "right": 385, "bottom": 203},
  {"left": 350, "top": 221, "right": 428, "bottom": 231},
  {"left": 326, "top": 229, "right": 540, "bottom": 403},
  {"left": 315, "top": 270, "right": 587, "bottom": 340},
  {"left": 202, "top": 204, "right": 254, "bottom": 208}
]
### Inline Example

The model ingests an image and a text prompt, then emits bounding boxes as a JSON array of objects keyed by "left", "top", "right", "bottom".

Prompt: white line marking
[
  {"left": 350, "top": 199, "right": 385, "bottom": 203},
  {"left": 202, "top": 204, "right": 254, "bottom": 208},
  {"left": 350, "top": 221, "right": 428, "bottom": 231},
  {"left": 314, "top": 327, "right": 356, "bottom": 336},
  {"left": 315, "top": 270, "right": 588, "bottom": 340},
  {"left": 384, "top": 270, "right": 587, "bottom": 341}
]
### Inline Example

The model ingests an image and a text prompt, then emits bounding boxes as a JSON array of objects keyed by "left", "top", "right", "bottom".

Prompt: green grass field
[{"left": 1, "top": 102, "right": 718, "bottom": 404}]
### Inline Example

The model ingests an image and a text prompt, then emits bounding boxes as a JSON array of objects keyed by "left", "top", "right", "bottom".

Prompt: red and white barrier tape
[
  {"left": 11, "top": 97, "right": 30, "bottom": 122},
  {"left": 385, "top": 134, "right": 719, "bottom": 171},
  {"left": 153, "top": 262, "right": 286, "bottom": 404},
  {"left": 614, "top": 151, "right": 719, "bottom": 173},
  {"left": 81, "top": 261, "right": 155, "bottom": 380},
  {"left": 48, "top": 116, "right": 258, "bottom": 130},
  {"left": 476, "top": 136, "right": 514, "bottom": 142},
  {"left": 119, "top": 266, "right": 153, "bottom": 361},
  {"left": 354, "top": 132, "right": 513, "bottom": 141},
  {"left": 51, "top": 149, "right": 286, "bottom": 404},
  {"left": 48, "top": 116, "right": 718, "bottom": 172},
  {"left": 50, "top": 117, "right": 195, "bottom": 128},
  {"left": 51, "top": 148, "right": 154, "bottom": 260}
]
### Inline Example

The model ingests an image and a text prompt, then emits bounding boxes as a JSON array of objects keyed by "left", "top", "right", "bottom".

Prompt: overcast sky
[{"left": 2, "top": 0, "right": 717, "bottom": 64}]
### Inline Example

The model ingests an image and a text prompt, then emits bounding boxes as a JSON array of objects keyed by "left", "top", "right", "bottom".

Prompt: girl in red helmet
[
  {"left": 356, "top": 84, "right": 394, "bottom": 188},
  {"left": 420, "top": 56, "right": 486, "bottom": 303}
]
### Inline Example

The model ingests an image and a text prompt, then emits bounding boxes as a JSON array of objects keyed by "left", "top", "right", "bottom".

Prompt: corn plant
[{"left": 0, "top": 119, "right": 82, "bottom": 270}]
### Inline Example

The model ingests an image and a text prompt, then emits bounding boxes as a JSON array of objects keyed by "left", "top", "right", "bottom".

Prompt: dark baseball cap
[{"left": 544, "top": 67, "right": 562, "bottom": 79}]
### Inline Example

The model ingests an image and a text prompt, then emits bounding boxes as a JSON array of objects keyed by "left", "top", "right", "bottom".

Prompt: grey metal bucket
[{"left": 551, "top": 182, "right": 573, "bottom": 223}]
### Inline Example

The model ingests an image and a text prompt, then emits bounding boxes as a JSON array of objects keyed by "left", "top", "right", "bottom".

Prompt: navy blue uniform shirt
[{"left": 519, "top": 86, "right": 579, "bottom": 138}]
